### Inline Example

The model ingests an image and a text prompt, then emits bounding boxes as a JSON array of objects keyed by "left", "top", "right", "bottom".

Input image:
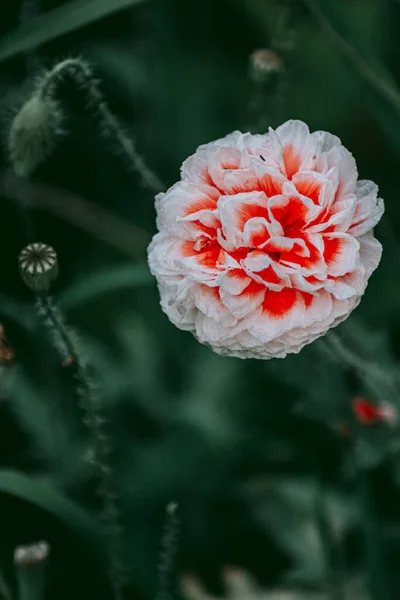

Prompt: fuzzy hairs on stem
[
  {"left": 18, "top": 242, "right": 126, "bottom": 600},
  {"left": 8, "top": 57, "right": 164, "bottom": 192}
]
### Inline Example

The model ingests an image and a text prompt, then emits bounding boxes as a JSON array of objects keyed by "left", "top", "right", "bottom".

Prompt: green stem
[
  {"left": 15, "top": 542, "right": 48, "bottom": 600},
  {"left": 314, "top": 479, "right": 345, "bottom": 600},
  {"left": 36, "top": 295, "right": 124, "bottom": 600},
  {"left": 16, "top": 566, "right": 44, "bottom": 600},
  {"left": 357, "top": 465, "right": 390, "bottom": 600},
  {"left": 303, "top": 0, "right": 400, "bottom": 114},
  {"left": 156, "top": 503, "right": 179, "bottom": 600},
  {"left": 39, "top": 58, "right": 164, "bottom": 193}
]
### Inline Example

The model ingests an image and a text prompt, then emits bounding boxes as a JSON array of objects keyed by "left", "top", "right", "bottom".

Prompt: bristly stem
[
  {"left": 156, "top": 502, "right": 179, "bottom": 600},
  {"left": 246, "top": 0, "right": 298, "bottom": 132},
  {"left": 322, "top": 332, "right": 398, "bottom": 406},
  {"left": 37, "top": 57, "right": 164, "bottom": 193},
  {"left": 35, "top": 295, "right": 125, "bottom": 600},
  {"left": 314, "top": 466, "right": 346, "bottom": 600},
  {"left": 303, "top": 0, "right": 400, "bottom": 114},
  {"left": 356, "top": 461, "right": 390, "bottom": 600},
  {"left": 14, "top": 541, "right": 49, "bottom": 600}
]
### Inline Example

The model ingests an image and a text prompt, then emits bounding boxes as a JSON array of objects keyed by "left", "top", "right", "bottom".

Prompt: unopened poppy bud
[
  {"left": 249, "top": 49, "right": 284, "bottom": 83},
  {"left": 14, "top": 541, "right": 49, "bottom": 567},
  {"left": 19, "top": 242, "right": 58, "bottom": 294},
  {"left": 9, "top": 93, "right": 64, "bottom": 177}
]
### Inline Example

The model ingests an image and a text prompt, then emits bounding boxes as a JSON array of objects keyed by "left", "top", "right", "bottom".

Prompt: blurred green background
[{"left": 2, "top": 1, "right": 400, "bottom": 599}]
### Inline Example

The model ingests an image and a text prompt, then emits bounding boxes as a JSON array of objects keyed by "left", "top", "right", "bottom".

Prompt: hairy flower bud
[
  {"left": 249, "top": 49, "right": 284, "bottom": 84},
  {"left": 8, "top": 94, "right": 63, "bottom": 177},
  {"left": 19, "top": 242, "right": 58, "bottom": 294}
]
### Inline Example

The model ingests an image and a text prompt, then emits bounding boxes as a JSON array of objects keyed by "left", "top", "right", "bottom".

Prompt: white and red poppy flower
[{"left": 148, "top": 120, "right": 384, "bottom": 359}]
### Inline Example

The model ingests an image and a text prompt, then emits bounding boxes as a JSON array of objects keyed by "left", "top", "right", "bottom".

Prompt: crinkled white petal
[{"left": 148, "top": 119, "right": 384, "bottom": 360}]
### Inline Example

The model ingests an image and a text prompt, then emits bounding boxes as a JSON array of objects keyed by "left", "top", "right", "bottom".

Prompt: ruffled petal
[
  {"left": 219, "top": 280, "right": 266, "bottom": 319},
  {"left": 349, "top": 180, "right": 384, "bottom": 237},
  {"left": 275, "top": 120, "right": 312, "bottom": 179},
  {"left": 149, "top": 120, "right": 383, "bottom": 360},
  {"left": 323, "top": 233, "right": 360, "bottom": 277},
  {"left": 218, "top": 191, "right": 269, "bottom": 248},
  {"left": 358, "top": 232, "right": 383, "bottom": 279},
  {"left": 156, "top": 182, "right": 220, "bottom": 239}
]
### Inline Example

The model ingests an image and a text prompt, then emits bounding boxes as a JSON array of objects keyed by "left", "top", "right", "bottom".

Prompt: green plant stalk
[
  {"left": 17, "top": 570, "right": 42, "bottom": 600},
  {"left": 38, "top": 58, "right": 164, "bottom": 193},
  {"left": 1, "top": 172, "right": 151, "bottom": 258},
  {"left": 303, "top": 0, "right": 400, "bottom": 114},
  {"left": 314, "top": 478, "right": 345, "bottom": 600},
  {"left": 156, "top": 503, "right": 179, "bottom": 600},
  {"left": 246, "top": 0, "right": 297, "bottom": 132},
  {"left": 356, "top": 463, "right": 390, "bottom": 600},
  {"left": 16, "top": 564, "right": 45, "bottom": 600},
  {"left": 35, "top": 295, "right": 125, "bottom": 600}
]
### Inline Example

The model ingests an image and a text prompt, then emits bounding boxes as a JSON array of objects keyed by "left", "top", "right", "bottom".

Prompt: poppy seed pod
[
  {"left": 19, "top": 242, "right": 58, "bottom": 294},
  {"left": 14, "top": 541, "right": 49, "bottom": 567}
]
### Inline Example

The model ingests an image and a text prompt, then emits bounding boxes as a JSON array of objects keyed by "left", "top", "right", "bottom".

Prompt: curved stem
[
  {"left": 356, "top": 460, "right": 390, "bottom": 600},
  {"left": 39, "top": 58, "right": 164, "bottom": 193},
  {"left": 303, "top": 0, "right": 400, "bottom": 114}
]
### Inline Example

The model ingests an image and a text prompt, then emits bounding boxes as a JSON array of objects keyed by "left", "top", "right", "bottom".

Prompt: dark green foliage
[{"left": 1, "top": 1, "right": 400, "bottom": 600}]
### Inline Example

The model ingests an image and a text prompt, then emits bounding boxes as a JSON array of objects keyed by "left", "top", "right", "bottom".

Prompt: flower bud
[
  {"left": 249, "top": 49, "right": 284, "bottom": 84},
  {"left": 14, "top": 541, "right": 49, "bottom": 567},
  {"left": 19, "top": 242, "right": 58, "bottom": 294},
  {"left": 8, "top": 93, "right": 63, "bottom": 177}
]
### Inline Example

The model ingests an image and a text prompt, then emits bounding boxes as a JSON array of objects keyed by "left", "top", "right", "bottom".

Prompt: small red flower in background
[{"left": 352, "top": 397, "right": 397, "bottom": 425}]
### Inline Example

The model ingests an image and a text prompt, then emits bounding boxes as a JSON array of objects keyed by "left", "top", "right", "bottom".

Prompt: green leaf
[
  {"left": 0, "top": 0, "right": 148, "bottom": 64},
  {"left": 59, "top": 263, "right": 154, "bottom": 311},
  {"left": 0, "top": 470, "right": 104, "bottom": 558}
]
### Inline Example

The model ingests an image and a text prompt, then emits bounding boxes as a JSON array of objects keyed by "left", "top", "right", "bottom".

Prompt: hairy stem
[
  {"left": 156, "top": 503, "right": 179, "bottom": 600},
  {"left": 356, "top": 462, "right": 390, "bottom": 600},
  {"left": 303, "top": 0, "right": 400, "bottom": 114},
  {"left": 323, "top": 332, "right": 398, "bottom": 406},
  {"left": 38, "top": 58, "right": 164, "bottom": 192},
  {"left": 35, "top": 295, "right": 125, "bottom": 600}
]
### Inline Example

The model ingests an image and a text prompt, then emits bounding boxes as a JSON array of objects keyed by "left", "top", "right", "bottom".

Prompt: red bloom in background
[
  {"left": 148, "top": 120, "right": 384, "bottom": 359},
  {"left": 352, "top": 397, "right": 397, "bottom": 425}
]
